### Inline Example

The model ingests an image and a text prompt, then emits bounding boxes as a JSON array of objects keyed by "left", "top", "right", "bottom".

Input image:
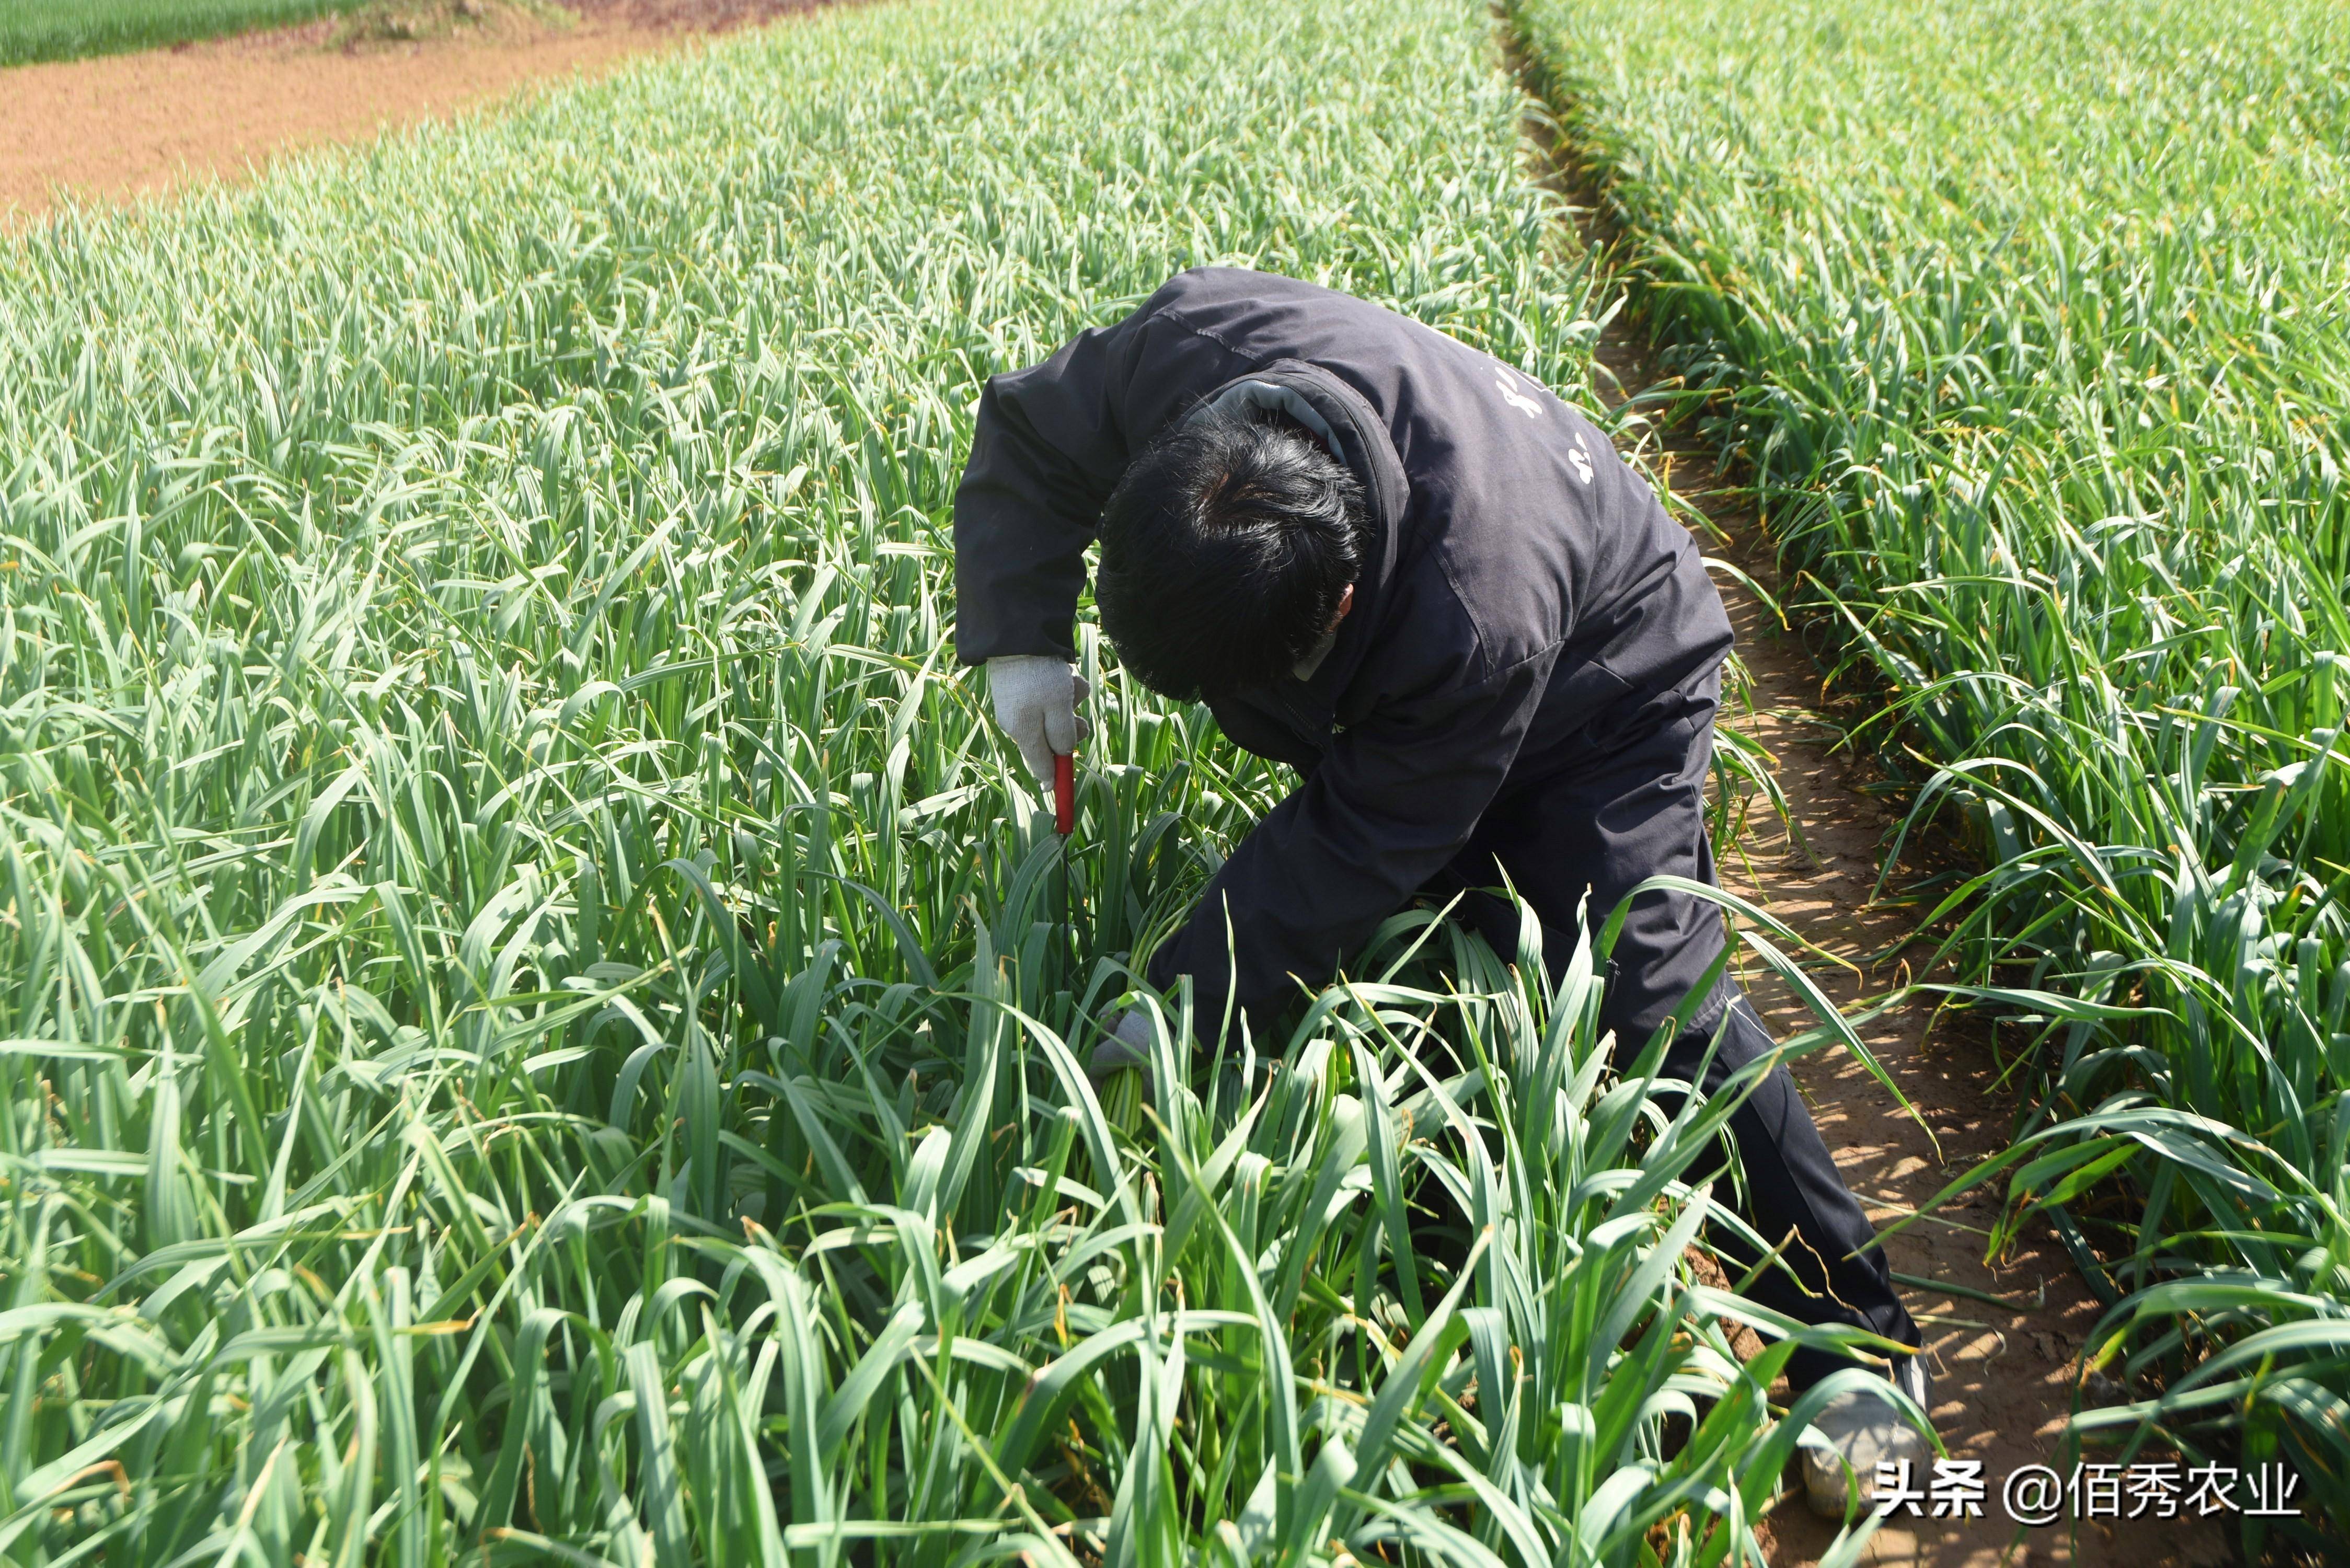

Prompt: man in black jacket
[{"left": 954, "top": 267, "right": 1930, "bottom": 1512}]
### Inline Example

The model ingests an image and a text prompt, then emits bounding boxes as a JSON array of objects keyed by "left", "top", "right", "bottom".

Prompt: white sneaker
[{"left": 1800, "top": 1356, "right": 1934, "bottom": 1518}]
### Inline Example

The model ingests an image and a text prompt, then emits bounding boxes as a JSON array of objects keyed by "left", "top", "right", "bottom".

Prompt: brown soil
[
  {"left": 1588, "top": 327, "right": 2233, "bottom": 1565},
  {"left": 0, "top": 0, "right": 842, "bottom": 224}
]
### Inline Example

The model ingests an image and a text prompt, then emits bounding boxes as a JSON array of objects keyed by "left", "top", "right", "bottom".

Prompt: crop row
[
  {"left": 1511, "top": 0, "right": 2350, "bottom": 1549},
  {"left": 0, "top": 0, "right": 1881, "bottom": 1560},
  {"left": 0, "top": 0, "right": 367, "bottom": 66}
]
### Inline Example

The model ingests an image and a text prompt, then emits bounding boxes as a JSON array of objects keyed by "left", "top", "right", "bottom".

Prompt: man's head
[{"left": 1096, "top": 407, "right": 1366, "bottom": 702}]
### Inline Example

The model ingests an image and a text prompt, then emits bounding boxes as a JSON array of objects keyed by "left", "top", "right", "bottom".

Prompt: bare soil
[
  {"left": 1589, "top": 329, "right": 2233, "bottom": 1565},
  {"left": 1507, "top": 21, "right": 2238, "bottom": 1545},
  {"left": 0, "top": 0, "right": 841, "bottom": 224}
]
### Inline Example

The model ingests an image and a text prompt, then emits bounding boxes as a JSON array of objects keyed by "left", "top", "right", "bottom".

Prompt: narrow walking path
[{"left": 1584, "top": 301, "right": 2228, "bottom": 1567}]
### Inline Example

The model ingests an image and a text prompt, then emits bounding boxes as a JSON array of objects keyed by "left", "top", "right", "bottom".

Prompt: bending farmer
[{"left": 952, "top": 267, "right": 1929, "bottom": 1513}]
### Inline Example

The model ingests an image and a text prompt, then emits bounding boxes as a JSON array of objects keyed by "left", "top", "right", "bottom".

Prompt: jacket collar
[{"left": 1291, "top": 624, "right": 1341, "bottom": 682}]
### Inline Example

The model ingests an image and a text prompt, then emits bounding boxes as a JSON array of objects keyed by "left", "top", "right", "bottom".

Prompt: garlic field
[
  {"left": 1512, "top": 0, "right": 2350, "bottom": 1551},
  {"left": 11, "top": 0, "right": 2349, "bottom": 1557},
  {"left": 0, "top": 0, "right": 1879, "bottom": 1562}
]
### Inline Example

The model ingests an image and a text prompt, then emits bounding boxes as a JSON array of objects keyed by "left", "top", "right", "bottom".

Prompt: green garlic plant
[
  {"left": 1510, "top": 0, "right": 2350, "bottom": 1551},
  {"left": 0, "top": 0, "right": 1884, "bottom": 1560}
]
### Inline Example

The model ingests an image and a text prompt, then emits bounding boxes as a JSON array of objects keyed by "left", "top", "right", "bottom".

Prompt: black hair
[{"left": 1095, "top": 407, "right": 1366, "bottom": 702}]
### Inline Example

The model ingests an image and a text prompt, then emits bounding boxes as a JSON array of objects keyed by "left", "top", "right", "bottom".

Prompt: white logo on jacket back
[
  {"left": 1493, "top": 371, "right": 1543, "bottom": 419},
  {"left": 1490, "top": 362, "right": 1593, "bottom": 485},
  {"left": 1568, "top": 430, "right": 1594, "bottom": 486}
]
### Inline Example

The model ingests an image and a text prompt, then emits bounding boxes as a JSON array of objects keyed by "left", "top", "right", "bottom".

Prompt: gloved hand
[
  {"left": 986, "top": 654, "right": 1089, "bottom": 785},
  {"left": 1090, "top": 1008, "right": 1156, "bottom": 1083}
]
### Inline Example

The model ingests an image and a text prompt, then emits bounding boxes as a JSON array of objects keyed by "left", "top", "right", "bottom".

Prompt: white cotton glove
[{"left": 986, "top": 654, "right": 1089, "bottom": 784}]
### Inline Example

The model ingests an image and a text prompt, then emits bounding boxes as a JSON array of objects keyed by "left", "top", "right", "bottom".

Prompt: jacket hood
[{"left": 1189, "top": 359, "right": 1410, "bottom": 700}]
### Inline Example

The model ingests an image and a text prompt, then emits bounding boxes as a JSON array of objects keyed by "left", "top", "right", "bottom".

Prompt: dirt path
[
  {"left": 0, "top": 0, "right": 838, "bottom": 224},
  {"left": 1585, "top": 325, "right": 2231, "bottom": 1565},
  {"left": 1512, "top": 24, "right": 2235, "bottom": 1551}
]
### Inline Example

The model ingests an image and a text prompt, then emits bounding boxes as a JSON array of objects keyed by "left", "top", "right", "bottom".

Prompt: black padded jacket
[{"left": 953, "top": 268, "right": 1732, "bottom": 1040}]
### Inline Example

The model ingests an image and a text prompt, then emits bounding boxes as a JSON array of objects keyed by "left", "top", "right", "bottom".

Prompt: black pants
[{"left": 1428, "top": 667, "right": 1920, "bottom": 1390}]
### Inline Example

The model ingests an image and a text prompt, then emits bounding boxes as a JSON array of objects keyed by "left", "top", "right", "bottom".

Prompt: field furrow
[{"left": 1513, "top": 0, "right": 2350, "bottom": 1550}]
